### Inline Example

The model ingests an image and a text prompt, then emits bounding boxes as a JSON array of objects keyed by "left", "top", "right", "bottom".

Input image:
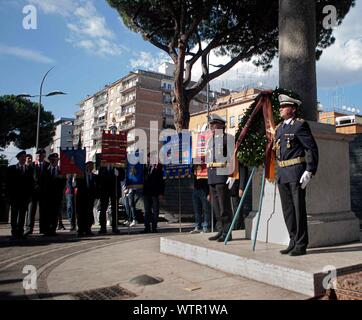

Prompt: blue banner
[
  {"left": 162, "top": 133, "right": 192, "bottom": 179},
  {"left": 126, "top": 163, "right": 144, "bottom": 189}
]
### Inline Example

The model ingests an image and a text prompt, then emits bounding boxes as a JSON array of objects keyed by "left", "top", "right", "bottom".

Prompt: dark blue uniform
[
  {"left": 207, "top": 133, "right": 233, "bottom": 240},
  {"left": 275, "top": 118, "right": 319, "bottom": 252}
]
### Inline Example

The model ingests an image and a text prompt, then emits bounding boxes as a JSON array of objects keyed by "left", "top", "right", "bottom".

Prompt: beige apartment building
[
  {"left": 74, "top": 63, "right": 209, "bottom": 160},
  {"left": 189, "top": 88, "right": 262, "bottom": 136}
]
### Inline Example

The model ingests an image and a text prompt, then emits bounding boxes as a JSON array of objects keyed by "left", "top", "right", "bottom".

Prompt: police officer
[
  {"left": 274, "top": 94, "right": 319, "bottom": 256},
  {"left": 207, "top": 114, "right": 234, "bottom": 242},
  {"left": 6, "top": 151, "right": 34, "bottom": 239}
]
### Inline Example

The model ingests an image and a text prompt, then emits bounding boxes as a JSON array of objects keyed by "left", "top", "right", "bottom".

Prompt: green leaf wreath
[{"left": 236, "top": 88, "right": 303, "bottom": 167}]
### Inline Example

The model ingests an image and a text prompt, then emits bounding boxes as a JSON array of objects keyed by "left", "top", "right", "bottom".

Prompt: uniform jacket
[
  {"left": 207, "top": 132, "right": 234, "bottom": 185},
  {"left": 143, "top": 164, "right": 164, "bottom": 197},
  {"left": 43, "top": 166, "right": 66, "bottom": 204},
  {"left": 6, "top": 164, "right": 34, "bottom": 205},
  {"left": 275, "top": 118, "right": 319, "bottom": 184},
  {"left": 75, "top": 172, "right": 99, "bottom": 203},
  {"left": 98, "top": 166, "right": 124, "bottom": 198}
]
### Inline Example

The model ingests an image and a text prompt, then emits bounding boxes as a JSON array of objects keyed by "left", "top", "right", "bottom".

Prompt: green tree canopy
[
  {"left": 108, "top": 0, "right": 354, "bottom": 130},
  {"left": 0, "top": 95, "right": 55, "bottom": 150}
]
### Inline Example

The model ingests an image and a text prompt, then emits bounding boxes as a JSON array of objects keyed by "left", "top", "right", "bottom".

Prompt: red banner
[
  {"left": 101, "top": 131, "right": 127, "bottom": 167},
  {"left": 193, "top": 130, "right": 212, "bottom": 179}
]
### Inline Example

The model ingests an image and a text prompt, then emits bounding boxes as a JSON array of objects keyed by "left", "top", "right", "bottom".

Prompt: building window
[{"left": 230, "top": 116, "right": 235, "bottom": 128}]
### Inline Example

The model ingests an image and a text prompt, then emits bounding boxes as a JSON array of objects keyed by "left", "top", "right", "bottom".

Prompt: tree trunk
[
  {"left": 173, "top": 92, "right": 190, "bottom": 132},
  {"left": 173, "top": 56, "right": 190, "bottom": 131},
  {"left": 279, "top": 0, "right": 318, "bottom": 121}
]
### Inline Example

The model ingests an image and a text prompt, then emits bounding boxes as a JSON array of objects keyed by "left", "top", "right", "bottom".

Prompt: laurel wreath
[{"left": 236, "top": 88, "right": 303, "bottom": 167}]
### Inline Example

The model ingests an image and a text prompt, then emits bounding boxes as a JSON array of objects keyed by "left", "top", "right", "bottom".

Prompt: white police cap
[
  {"left": 208, "top": 114, "right": 226, "bottom": 125},
  {"left": 279, "top": 94, "right": 302, "bottom": 107}
]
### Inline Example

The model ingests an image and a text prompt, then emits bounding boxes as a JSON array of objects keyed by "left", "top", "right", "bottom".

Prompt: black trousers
[
  {"left": 77, "top": 197, "right": 95, "bottom": 234},
  {"left": 209, "top": 184, "right": 232, "bottom": 236},
  {"left": 10, "top": 202, "right": 28, "bottom": 236},
  {"left": 26, "top": 193, "right": 45, "bottom": 233},
  {"left": 99, "top": 194, "right": 117, "bottom": 231},
  {"left": 278, "top": 182, "right": 308, "bottom": 250},
  {"left": 43, "top": 198, "right": 62, "bottom": 235}
]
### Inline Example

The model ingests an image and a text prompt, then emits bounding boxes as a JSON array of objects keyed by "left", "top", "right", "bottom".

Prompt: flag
[{"left": 60, "top": 148, "right": 86, "bottom": 176}]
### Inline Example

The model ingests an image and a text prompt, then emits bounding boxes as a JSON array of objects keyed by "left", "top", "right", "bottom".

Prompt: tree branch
[{"left": 187, "top": 45, "right": 261, "bottom": 99}]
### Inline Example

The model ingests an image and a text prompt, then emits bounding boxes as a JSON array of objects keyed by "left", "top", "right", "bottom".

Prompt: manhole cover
[
  {"left": 130, "top": 274, "right": 163, "bottom": 286},
  {"left": 71, "top": 285, "right": 137, "bottom": 300}
]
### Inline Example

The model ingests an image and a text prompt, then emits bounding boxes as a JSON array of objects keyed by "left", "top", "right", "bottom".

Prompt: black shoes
[
  {"left": 208, "top": 232, "right": 222, "bottom": 241},
  {"left": 280, "top": 242, "right": 295, "bottom": 255},
  {"left": 289, "top": 249, "right": 307, "bottom": 256},
  {"left": 98, "top": 229, "right": 107, "bottom": 235},
  {"left": 217, "top": 235, "right": 232, "bottom": 242},
  {"left": 112, "top": 229, "right": 120, "bottom": 234}
]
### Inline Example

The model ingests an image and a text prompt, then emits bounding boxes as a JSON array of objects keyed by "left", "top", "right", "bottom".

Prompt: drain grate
[{"left": 71, "top": 285, "right": 137, "bottom": 300}]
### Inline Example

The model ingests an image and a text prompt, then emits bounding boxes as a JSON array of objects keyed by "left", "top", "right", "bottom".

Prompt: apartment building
[
  {"left": 72, "top": 88, "right": 109, "bottom": 161},
  {"left": 48, "top": 117, "right": 75, "bottom": 154},
  {"left": 74, "top": 63, "right": 210, "bottom": 160}
]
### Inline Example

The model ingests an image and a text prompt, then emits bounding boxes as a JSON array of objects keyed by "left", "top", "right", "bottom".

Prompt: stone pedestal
[{"left": 245, "top": 122, "right": 361, "bottom": 248}]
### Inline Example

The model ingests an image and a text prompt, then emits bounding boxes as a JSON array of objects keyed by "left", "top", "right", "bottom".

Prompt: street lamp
[{"left": 17, "top": 67, "right": 66, "bottom": 151}]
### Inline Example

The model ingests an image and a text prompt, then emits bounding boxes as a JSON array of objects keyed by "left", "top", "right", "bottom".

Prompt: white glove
[
  {"left": 226, "top": 177, "right": 236, "bottom": 190},
  {"left": 72, "top": 175, "right": 77, "bottom": 188},
  {"left": 114, "top": 168, "right": 119, "bottom": 177},
  {"left": 300, "top": 171, "right": 312, "bottom": 189}
]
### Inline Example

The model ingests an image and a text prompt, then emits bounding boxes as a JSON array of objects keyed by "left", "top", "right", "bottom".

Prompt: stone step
[{"left": 160, "top": 231, "right": 362, "bottom": 297}]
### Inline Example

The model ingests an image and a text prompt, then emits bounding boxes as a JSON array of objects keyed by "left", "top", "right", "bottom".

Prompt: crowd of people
[{"left": 6, "top": 149, "right": 165, "bottom": 240}]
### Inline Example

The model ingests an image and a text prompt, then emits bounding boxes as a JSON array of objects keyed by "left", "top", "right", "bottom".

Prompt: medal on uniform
[{"left": 287, "top": 138, "right": 291, "bottom": 149}]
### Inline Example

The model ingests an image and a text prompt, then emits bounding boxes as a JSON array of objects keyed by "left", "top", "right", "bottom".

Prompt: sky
[{"left": 1, "top": 0, "right": 362, "bottom": 161}]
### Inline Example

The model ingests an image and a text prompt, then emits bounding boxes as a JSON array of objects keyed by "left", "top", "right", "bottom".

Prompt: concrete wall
[{"left": 350, "top": 134, "right": 362, "bottom": 220}]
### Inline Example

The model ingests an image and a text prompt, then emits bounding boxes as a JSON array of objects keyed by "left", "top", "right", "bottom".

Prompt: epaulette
[
  {"left": 275, "top": 123, "right": 282, "bottom": 131},
  {"left": 296, "top": 118, "right": 305, "bottom": 123}
]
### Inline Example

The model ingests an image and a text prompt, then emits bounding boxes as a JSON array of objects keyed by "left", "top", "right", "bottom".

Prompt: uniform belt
[
  {"left": 278, "top": 157, "right": 306, "bottom": 168},
  {"left": 207, "top": 162, "right": 227, "bottom": 168}
]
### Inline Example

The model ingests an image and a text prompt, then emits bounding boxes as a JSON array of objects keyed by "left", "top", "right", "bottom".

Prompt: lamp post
[{"left": 17, "top": 67, "right": 66, "bottom": 151}]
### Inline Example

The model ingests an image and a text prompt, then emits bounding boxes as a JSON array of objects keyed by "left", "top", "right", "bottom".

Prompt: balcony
[
  {"left": 93, "top": 119, "right": 106, "bottom": 128},
  {"left": 121, "top": 96, "right": 136, "bottom": 107},
  {"left": 92, "top": 132, "right": 103, "bottom": 140},
  {"left": 119, "top": 122, "right": 135, "bottom": 131},
  {"left": 93, "top": 96, "right": 108, "bottom": 107},
  {"left": 74, "top": 118, "right": 84, "bottom": 126},
  {"left": 75, "top": 109, "right": 84, "bottom": 117}
]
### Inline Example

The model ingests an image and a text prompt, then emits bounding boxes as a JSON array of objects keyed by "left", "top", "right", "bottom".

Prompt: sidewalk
[{"left": 46, "top": 233, "right": 307, "bottom": 300}]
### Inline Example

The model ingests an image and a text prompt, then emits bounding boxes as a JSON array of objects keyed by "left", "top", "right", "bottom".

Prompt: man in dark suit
[
  {"left": 43, "top": 153, "right": 66, "bottom": 236},
  {"left": 6, "top": 151, "right": 34, "bottom": 239},
  {"left": 25, "top": 149, "right": 49, "bottom": 236},
  {"left": 75, "top": 161, "right": 98, "bottom": 237},
  {"left": 98, "top": 164, "right": 124, "bottom": 234},
  {"left": 206, "top": 114, "right": 234, "bottom": 242},
  {"left": 143, "top": 153, "right": 164, "bottom": 233},
  {"left": 275, "top": 94, "right": 319, "bottom": 256}
]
